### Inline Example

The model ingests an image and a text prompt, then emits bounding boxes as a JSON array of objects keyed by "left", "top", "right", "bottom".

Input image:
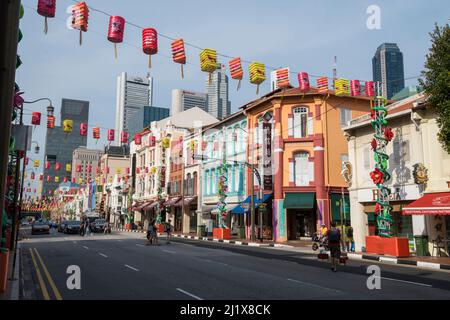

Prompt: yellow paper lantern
[
  {"left": 162, "top": 137, "right": 171, "bottom": 149},
  {"left": 34, "top": 160, "right": 39, "bottom": 168},
  {"left": 55, "top": 176, "right": 59, "bottom": 183},
  {"left": 116, "top": 168, "right": 122, "bottom": 174},
  {"left": 200, "top": 48, "right": 217, "bottom": 73},
  {"left": 189, "top": 140, "right": 196, "bottom": 151},
  {"left": 151, "top": 166, "right": 157, "bottom": 174},
  {"left": 66, "top": 163, "right": 72, "bottom": 172},
  {"left": 334, "top": 78, "right": 350, "bottom": 96},
  {"left": 63, "top": 119, "right": 73, "bottom": 133},
  {"left": 249, "top": 62, "right": 266, "bottom": 94},
  {"left": 78, "top": 178, "right": 83, "bottom": 184}
]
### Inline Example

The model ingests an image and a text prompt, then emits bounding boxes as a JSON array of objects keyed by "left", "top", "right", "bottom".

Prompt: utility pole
[{"left": 0, "top": 0, "right": 21, "bottom": 247}]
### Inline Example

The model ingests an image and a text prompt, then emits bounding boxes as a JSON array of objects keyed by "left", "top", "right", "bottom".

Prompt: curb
[{"left": 113, "top": 229, "right": 450, "bottom": 271}]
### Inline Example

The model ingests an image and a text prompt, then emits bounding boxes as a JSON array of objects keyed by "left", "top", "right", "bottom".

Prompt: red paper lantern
[
  {"left": 107, "top": 16, "right": 125, "bottom": 43},
  {"left": 87, "top": 165, "right": 92, "bottom": 173},
  {"left": 39, "top": 174, "right": 44, "bottom": 181},
  {"left": 121, "top": 131, "right": 129, "bottom": 144},
  {"left": 107, "top": 16, "right": 125, "bottom": 58},
  {"left": 93, "top": 127, "right": 100, "bottom": 140},
  {"left": 55, "top": 162, "right": 61, "bottom": 171},
  {"left": 96, "top": 167, "right": 101, "bottom": 174},
  {"left": 71, "top": 2, "right": 89, "bottom": 44},
  {"left": 136, "top": 167, "right": 140, "bottom": 174},
  {"left": 71, "top": 177, "right": 76, "bottom": 183},
  {"left": 63, "top": 177, "right": 68, "bottom": 183},
  {"left": 32, "top": 112, "right": 41, "bottom": 125},
  {"left": 148, "top": 135, "right": 156, "bottom": 147},
  {"left": 80, "top": 123, "right": 88, "bottom": 136},
  {"left": 145, "top": 167, "right": 149, "bottom": 174},
  {"left": 142, "top": 28, "right": 158, "bottom": 68},
  {"left": 350, "top": 80, "right": 361, "bottom": 96},
  {"left": 134, "top": 134, "right": 142, "bottom": 145},
  {"left": 31, "top": 172, "right": 35, "bottom": 180},
  {"left": 46, "top": 176, "right": 51, "bottom": 182},
  {"left": 316, "top": 77, "right": 329, "bottom": 93},
  {"left": 171, "top": 38, "right": 186, "bottom": 78},
  {"left": 47, "top": 116, "right": 55, "bottom": 129},
  {"left": 25, "top": 157, "right": 29, "bottom": 166},
  {"left": 126, "top": 167, "right": 130, "bottom": 175},
  {"left": 76, "top": 165, "right": 81, "bottom": 173},
  {"left": 37, "top": 0, "right": 56, "bottom": 34},
  {"left": 365, "top": 81, "right": 375, "bottom": 97},
  {"left": 298, "top": 72, "right": 310, "bottom": 91},
  {"left": 107, "top": 129, "right": 115, "bottom": 142},
  {"left": 45, "top": 161, "right": 51, "bottom": 169}
]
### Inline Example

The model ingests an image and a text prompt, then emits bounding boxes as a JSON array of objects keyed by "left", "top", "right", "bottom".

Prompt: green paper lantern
[
  {"left": 18, "top": 29, "right": 23, "bottom": 42},
  {"left": 20, "top": 5, "right": 24, "bottom": 19}
]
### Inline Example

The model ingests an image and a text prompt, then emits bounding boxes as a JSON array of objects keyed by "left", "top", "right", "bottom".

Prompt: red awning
[
  {"left": 402, "top": 192, "right": 450, "bottom": 215},
  {"left": 164, "top": 197, "right": 181, "bottom": 206},
  {"left": 173, "top": 196, "right": 198, "bottom": 207},
  {"left": 142, "top": 201, "right": 155, "bottom": 211}
]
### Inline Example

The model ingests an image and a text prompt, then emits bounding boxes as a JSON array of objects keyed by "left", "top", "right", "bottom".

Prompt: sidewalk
[
  {"left": 0, "top": 245, "right": 20, "bottom": 300},
  {"left": 114, "top": 228, "right": 450, "bottom": 271}
]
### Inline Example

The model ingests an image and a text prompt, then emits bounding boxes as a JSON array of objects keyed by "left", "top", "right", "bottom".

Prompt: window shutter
[{"left": 288, "top": 117, "right": 294, "bottom": 137}]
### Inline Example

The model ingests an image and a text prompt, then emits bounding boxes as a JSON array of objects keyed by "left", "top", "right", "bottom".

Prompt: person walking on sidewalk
[
  {"left": 345, "top": 222, "right": 355, "bottom": 252},
  {"left": 327, "top": 221, "right": 344, "bottom": 272},
  {"left": 165, "top": 220, "right": 173, "bottom": 244}
]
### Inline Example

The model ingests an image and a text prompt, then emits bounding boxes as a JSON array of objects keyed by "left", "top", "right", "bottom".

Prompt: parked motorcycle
[{"left": 312, "top": 233, "right": 328, "bottom": 251}]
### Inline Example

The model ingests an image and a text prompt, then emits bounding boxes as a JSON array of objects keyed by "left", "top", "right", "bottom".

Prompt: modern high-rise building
[
  {"left": 71, "top": 147, "right": 104, "bottom": 184},
  {"left": 127, "top": 106, "right": 170, "bottom": 140},
  {"left": 372, "top": 43, "right": 405, "bottom": 99},
  {"left": 42, "top": 99, "right": 89, "bottom": 195},
  {"left": 171, "top": 89, "right": 207, "bottom": 115},
  {"left": 115, "top": 72, "right": 153, "bottom": 145},
  {"left": 205, "top": 64, "right": 231, "bottom": 120}
]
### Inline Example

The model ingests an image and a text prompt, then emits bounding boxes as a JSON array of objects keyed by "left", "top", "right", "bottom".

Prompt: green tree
[{"left": 420, "top": 23, "right": 450, "bottom": 153}]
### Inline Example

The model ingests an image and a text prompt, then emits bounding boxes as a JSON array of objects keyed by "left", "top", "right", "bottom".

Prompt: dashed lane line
[
  {"left": 99, "top": 253, "right": 108, "bottom": 258},
  {"left": 176, "top": 288, "right": 203, "bottom": 300},
  {"left": 287, "top": 278, "right": 343, "bottom": 294},
  {"left": 125, "top": 264, "right": 139, "bottom": 272},
  {"left": 380, "top": 277, "right": 432, "bottom": 287}
]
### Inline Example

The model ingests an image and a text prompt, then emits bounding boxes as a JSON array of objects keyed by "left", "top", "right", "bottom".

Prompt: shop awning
[
  {"left": 283, "top": 192, "right": 315, "bottom": 209},
  {"left": 402, "top": 192, "right": 450, "bottom": 215},
  {"left": 164, "top": 197, "right": 181, "bottom": 206},
  {"left": 142, "top": 201, "right": 155, "bottom": 211},
  {"left": 230, "top": 194, "right": 273, "bottom": 214},
  {"left": 147, "top": 201, "right": 159, "bottom": 209},
  {"left": 174, "top": 196, "right": 198, "bottom": 207},
  {"left": 133, "top": 202, "right": 149, "bottom": 211}
]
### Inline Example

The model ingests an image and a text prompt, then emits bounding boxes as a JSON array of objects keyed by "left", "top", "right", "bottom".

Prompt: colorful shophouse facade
[{"left": 242, "top": 87, "right": 372, "bottom": 242}]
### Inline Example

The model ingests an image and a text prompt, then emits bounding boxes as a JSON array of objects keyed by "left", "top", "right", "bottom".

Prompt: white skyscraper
[
  {"left": 115, "top": 72, "right": 153, "bottom": 145},
  {"left": 171, "top": 89, "right": 207, "bottom": 115},
  {"left": 205, "top": 65, "right": 231, "bottom": 120}
]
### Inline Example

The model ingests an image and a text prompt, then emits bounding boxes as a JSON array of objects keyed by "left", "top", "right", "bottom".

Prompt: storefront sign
[
  {"left": 413, "top": 163, "right": 429, "bottom": 185},
  {"left": 357, "top": 184, "right": 420, "bottom": 203},
  {"left": 263, "top": 122, "right": 272, "bottom": 190}
]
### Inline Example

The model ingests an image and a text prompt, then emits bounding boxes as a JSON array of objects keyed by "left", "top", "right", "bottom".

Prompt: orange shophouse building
[{"left": 242, "top": 86, "right": 372, "bottom": 242}]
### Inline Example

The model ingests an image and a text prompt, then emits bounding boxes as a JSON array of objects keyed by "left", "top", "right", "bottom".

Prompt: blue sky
[{"left": 17, "top": 0, "right": 449, "bottom": 194}]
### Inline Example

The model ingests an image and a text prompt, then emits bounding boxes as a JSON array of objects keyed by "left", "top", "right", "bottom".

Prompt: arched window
[
  {"left": 193, "top": 172, "right": 198, "bottom": 195},
  {"left": 186, "top": 173, "right": 192, "bottom": 195},
  {"left": 293, "top": 152, "right": 310, "bottom": 186},
  {"left": 293, "top": 107, "right": 308, "bottom": 138}
]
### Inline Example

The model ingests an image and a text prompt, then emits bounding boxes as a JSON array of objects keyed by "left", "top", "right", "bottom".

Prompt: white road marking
[
  {"left": 136, "top": 244, "right": 144, "bottom": 247},
  {"left": 176, "top": 288, "right": 203, "bottom": 300},
  {"left": 162, "top": 250, "right": 176, "bottom": 254},
  {"left": 380, "top": 277, "right": 432, "bottom": 287},
  {"left": 73, "top": 241, "right": 77, "bottom": 244},
  {"left": 124, "top": 264, "right": 139, "bottom": 272},
  {"left": 287, "top": 278, "right": 342, "bottom": 293},
  {"left": 82, "top": 246, "right": 89, "bottom": 250},
  {"left": 117, "top": 240, "right": 123, "bottom": 242},
  {"left": 99, "top": 253, "right": 108, "bottom": 258}
]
